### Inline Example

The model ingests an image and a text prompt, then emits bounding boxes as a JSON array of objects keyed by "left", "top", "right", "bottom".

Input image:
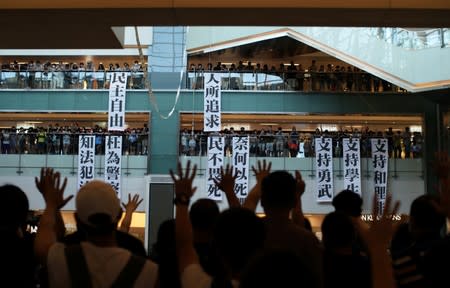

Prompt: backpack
[{"left": 65, "top": 244, "right": 146, "bottom": 288}]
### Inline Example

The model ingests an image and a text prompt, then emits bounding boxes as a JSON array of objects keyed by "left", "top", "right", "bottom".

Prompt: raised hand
[
  {"left": 252, "top": 159, "right": 272, "bottom": 184},
  {"left": 214, "top": 164, "right": 237, "bottom": 194},
  {"left": 169, "top": 160, "right": 197, "bottom": 203},
  {"left": 355, "top": 193, "right": 400, "bottom": 250},
  {"left": 215, "top": 164, "right": 240, "bottom": 208},
  {"left": 122, "top": 193, "right": 143, "bottom": 214},
  {"left": 35, "top": 167, "right": 72, "bottom": 209},
  {"left": 294, "top": 170, "right": 306, "bottom": 197}
]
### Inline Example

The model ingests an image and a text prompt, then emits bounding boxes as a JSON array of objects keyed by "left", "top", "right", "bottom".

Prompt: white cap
[{"left": 76, "top": 180, "right": 121, "bottom": 227}]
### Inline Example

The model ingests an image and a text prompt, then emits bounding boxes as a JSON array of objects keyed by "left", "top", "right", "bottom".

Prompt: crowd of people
[
  {"left": 188, "top": 60, "right": 405, "bottom": 92},
  {"left": 0, "top": 124, "right": 149, "bottom": 156},
  {"left": 180, "top": 126, "right": 424, "bottom": 159},
  {"left": 0, "top": 60, "right": 145, "bottom": 89},
  {"left": 3, "top": 152, "right": 450, "bottom": 288},
  {"left": 0, "top": 58, "right": 405, "bottom": 93}
]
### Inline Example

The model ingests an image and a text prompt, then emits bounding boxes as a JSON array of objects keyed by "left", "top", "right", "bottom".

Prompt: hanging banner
[
  {"left": 315, "top": 137, "right": 334, "bottom": 202},
  {"left": 371, "top": 138, "right": 389, "bottom": 215},
  {"left": 78, "top": 135, "right": 95, "bottom": 189},
  {"left": 207, "top": 136, "right": 224, "bottom": 201},
  {"left": 104, "top": 135, "right": 122, "bottom": 197},
  {"left": 232, "top": 136, "right": 250, "bottom": 200},
  {"left": 108, "top": 72, "right": 128, "bottom": 131},
  {"left": 342, "top": 138, "right": 361, "bottom": 195},
  {"left": 204, "top": 73, "right": 222, "bottom": 131}
]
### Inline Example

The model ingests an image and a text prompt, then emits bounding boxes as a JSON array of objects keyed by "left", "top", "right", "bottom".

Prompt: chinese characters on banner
[
  {"left": 342, "top": 138, "right": 361, "bottom": 195},
  {"left": 371, "top": 138, "right": 389, "bottom": 215},
  {"left": 78, "top": 135, "right": 95, "bottom": 189},
  {"left": 315, "top": 137, "right": 334, "bottom": 202},
  {"left": 204, "top": 73, "right": 222, "bottom": 132},
  {"left": 207, "top": 136, "right": 224, "bottom": 201},
  {"left": 104, "top": 136, "right": 123, "bottom": 197},
  {"left": 232, "top": 136, "right": 250, "bottom": 201},
  {"left": 108, "top": 72, "right": 128, "bottom": 131}
]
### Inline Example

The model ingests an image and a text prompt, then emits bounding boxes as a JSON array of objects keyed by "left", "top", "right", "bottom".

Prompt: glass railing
[
  {"left": 179, "top": 134, "right": 424, "bottom": 159},
  {"left": 368, "top": 28, "right": 450, "bottom": 49},
  {"left": 0, "top": 70, "right": 145, "bottom": 90},
  {"left": 186, "top": 70, "right": 406, "bottom": 93},
  {"left": 0, "top": 69, "right": 407, "bottom": 93},
  {"left": 0, "top": 132, "right": 148, "bottom": 156}
]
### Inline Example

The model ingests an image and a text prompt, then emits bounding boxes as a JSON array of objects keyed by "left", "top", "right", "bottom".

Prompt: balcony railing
[
  {"left": 0, "top": 70, "right": 145, "bottom": 90},
  {"left": 186, "top": 70, "right": 406, "bottom": 93},
  {"left": 0, "top": 69, "right": 407, "bottom": 93}
]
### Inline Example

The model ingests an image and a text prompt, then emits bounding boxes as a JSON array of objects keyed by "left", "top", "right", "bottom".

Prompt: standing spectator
[
  {"left": 131, "top": 61, "right": 143, "bottom": 89},
  {"left": 261, "top": 170, "right": 324, "bottom": 288},
  {"left": 393, "top": 130, "right": 402, "bottom": 158},
  {"left": 402, "top": 127, "right": 412, "bottom": 159},
  {"left": 34, "top": 170, "right": 158, "bottom": 288}
]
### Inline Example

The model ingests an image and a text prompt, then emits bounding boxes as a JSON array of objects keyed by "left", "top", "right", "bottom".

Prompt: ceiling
[{"left": 0, "top": 0, "right": 450, "bottom": 49}]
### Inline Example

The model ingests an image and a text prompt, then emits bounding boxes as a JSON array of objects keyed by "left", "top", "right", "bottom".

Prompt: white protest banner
[
  {"left": 207, "top": 136, "right": 224, "bottom": 201},
  {"left": 104, "top": 135, "right": 122, "bottom": 197},
  {"left": 78, "top": 135, "right": 95, "bottom": 189},
  {"left": 232, "top": 136, "right": 250, "bottom": 201},
  {"left": 371, "top": 138, "right": 389, "bottom": 215},
  {"left": 315, "top": 137, "right": 334, "bottom": 202},
  {"left": 204, "top": 73, "right": 221, "bottom": 132},
  {"left": 342, "top": 138, "right": 361, "bottom": 195},
  {"left": 108, "top": 72, "right": 128, "bottom": 131}
]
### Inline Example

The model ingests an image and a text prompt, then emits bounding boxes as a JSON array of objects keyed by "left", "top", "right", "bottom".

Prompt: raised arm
[
  {"left": 171, "top": 160, "right": 199, "bottom": 274},
  {"left": 34, "top": 168, "right": 72, "bottom": 264},
  {"left": 354, "top": 193, "right": 400, "bottom": 288},
  {"left": 119, "top": 193, "right": 143, "bottom": 233},
  {"left": 214, "top": 164, "right": 240, "bottom": 208},
  {"left": 291, "top": 170, "right": 306, "bottom": 228},
  {"left": 242, "top": 160, "right": 271, "bottom": 211}
]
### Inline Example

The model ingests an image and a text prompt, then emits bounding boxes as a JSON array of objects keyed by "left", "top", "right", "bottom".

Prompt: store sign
[
  {"left": 315, "top": 137, "right": 334, "bottom": 202},
  {"left": 361, "top": 214, "right": 402, "bottom": 221},
  {"left": 204, "top": 73, "right": 221, "bottom": 132},
  {"left": 232, "top": 136, "right": 250, "bottom": 200},
  {"left": 78, "top": 135, "right": 95, "bottom": 189},
  {"left": 207, "top": 136, "right": 224, "bottom": 201},
  {"left": 104, "top": 136, "right": 122, "bottom": 197},
  {"left": 342, "top": 138, "right": 361, "bottom": 195},
  {"left": 371, "top": 138, "right": 389, "bottom": 215},
  {"left": 108, "top": 72, "right": 127, "bottom": 131}
]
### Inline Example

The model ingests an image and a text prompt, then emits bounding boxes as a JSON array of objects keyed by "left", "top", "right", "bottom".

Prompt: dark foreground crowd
[{"left": 2, "top": 152, "right": 450, "bottom": 288}]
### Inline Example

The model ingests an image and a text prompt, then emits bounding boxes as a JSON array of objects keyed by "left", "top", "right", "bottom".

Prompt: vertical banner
[
  {"left": 204, "top": 73, "right": 222, "bottom": 131},
  {"left": 104, "top": 135, "right": 123, "bottom": 197},
  {"left": 232, "top": 136, "right": 250, "bottom": 200},
  {"left": 315, "top": 137, "right": 334, "bottom": 202},
  {"left": 207, "top": 136, "right": 224, "bottom": 201},
  {"left": 342, "top": 138, "right": 362, "bottom": 195},
  {"left": 108, "top": 72, "right": 127, "bottom": 131},
  {"left": 371, "top": 138, "right": 389, "bottom": 215},
  {"left": 78, "top": 135, "right": 95, "bottom": 189}
]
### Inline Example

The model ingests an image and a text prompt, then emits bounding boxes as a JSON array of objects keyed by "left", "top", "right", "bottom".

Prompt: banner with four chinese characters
[
  {"left": 104, "top": 135, "right": 123, "bottom": 198},
  {"left": 108, "top": 72, "right": 128, "bottom": 131},
  {"left": 77, "top": 135, "right": 95, "bottom": 189},
  {"left": 371, "top": 138, "right": 389, "bottom": 215},
  {"left": 315, "top": 137, "right": 334, "bottom": 202},
  {"left": 232, "top": 136, "right": 250, "bottom": 202},
  {"left": 204, "top": 73, "right": 222, "bottom": 132},
  {"left": 342, "top": 138, "right": 361, "bottom": 195},
  {"left": 207, "top": 136, "right": 225, "bottom": 201}
]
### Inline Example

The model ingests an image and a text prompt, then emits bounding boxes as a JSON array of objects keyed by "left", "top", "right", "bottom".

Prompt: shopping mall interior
[{"left": 0, "top": 2, "right": 450, "bottom": 246}]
